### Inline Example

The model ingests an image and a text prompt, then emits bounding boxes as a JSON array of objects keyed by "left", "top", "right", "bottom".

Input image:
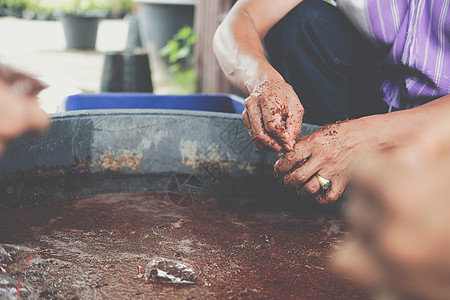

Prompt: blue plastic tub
[{"left": 64, "top": 93, "right": 245, "bottom": 114}]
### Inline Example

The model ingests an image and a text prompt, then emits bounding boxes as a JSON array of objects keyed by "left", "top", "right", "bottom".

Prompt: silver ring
[{"left": 316, "top": 174, "right": 331, "bottom": 192}]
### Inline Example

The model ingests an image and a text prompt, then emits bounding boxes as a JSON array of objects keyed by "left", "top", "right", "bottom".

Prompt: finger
[
  {"left": 0, "top": 93, "right": 49, "bottom": 138},
  {"left": 0, "top": 94, "right": 29, "bottom": 138},
  {"left": 296, "top": 186, "right": 314, "bottom": 201},
  {"left": 274, "top": 141, "right": 311, "bottom": 175},
  {"left": 0, "top": 139, "right": 6, "bottom": 156},
  {"left": 23, "top": 77, "right": 47, "bottom": 98},
  {"left": 242, "top": 109, "right": 251, "bottom": 130},
  {"left": 297, "top": 176, "right": 321, "bottom": 197},
  {"left": 27, "top": 99, "right": 50, "bottom": 131},
  {"left": 316, "top": 175, "right": 347, "bottom": 204},
  {"left": 260, "top": 101, "right": 294, "bottom": 151},
  {"left": 285, "top": 101, "right": 304, "bottom": 142},
  {"left": 0, "top": 65, "right": 46, "bottom": 97},
  {"left": 283, "top": 158, "right": 320, "bottom": 188},
  {"left": 246, "top": 97, "right": 283, "bottom": 152},
  {"left": 254, "top": 139, "right": 282, "bottom": 152}
]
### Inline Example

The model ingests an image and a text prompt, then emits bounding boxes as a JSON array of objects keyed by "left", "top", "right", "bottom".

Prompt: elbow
[
  {"left": 213, "top": 23, "right": 239, "bottom": 87},
  {"left": 212, "top": 26, "right": 221, "bottom": 58},
  {"left": 213, "top": 23, "right": 225, "bottom": 59},
  {"left": 213, "top": 23, "right": 233, "bottom": 75}
]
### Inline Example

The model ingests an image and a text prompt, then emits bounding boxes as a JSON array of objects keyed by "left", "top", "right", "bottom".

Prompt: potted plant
[
  {"left": 0, "top": 0, "right": 28, "bottom": 18},
  {"left": 135, "top": 0, "right": 196, "bottom": 56},
  {"left": 106, "top": 0, "right": 133, "bottom": 19},
  {"left": 23, "top": 0, "right": 56, "bottom": 21},
  {"left": 59, "top": 0, "right": 108, "bottom": 50},
  {"left": 160, "top": 26, "right": 197, "bottom": 93}
]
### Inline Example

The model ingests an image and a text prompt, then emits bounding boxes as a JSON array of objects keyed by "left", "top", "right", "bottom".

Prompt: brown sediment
[
  {"left": 0, "top": 193, "right": 367, "bottom": 299},
  {"left": 1, "top": 156, "right": 91, "bottom": 181},
  {"left": 100, "top": 152, "right": 143, "bottom": 172}
]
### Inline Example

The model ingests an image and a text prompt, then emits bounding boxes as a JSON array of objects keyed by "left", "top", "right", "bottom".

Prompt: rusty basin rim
[{"left": 0, "top": 109, "right": 319, "bottom": 210}]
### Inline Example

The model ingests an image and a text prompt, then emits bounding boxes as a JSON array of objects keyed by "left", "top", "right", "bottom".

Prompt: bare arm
[
  {"left": 213, "top": 0, "right": 302, "bottom": 92},
  {"left": 275, "top": 93, "right": 450, "bottom": 203},
  {"left": 214, "top": 0, "right": 304, "bottom": 152}
]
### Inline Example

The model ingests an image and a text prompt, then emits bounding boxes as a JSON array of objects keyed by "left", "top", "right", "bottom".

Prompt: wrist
[
  {"left": 244, "top": 67, "right": 285, "bottom": 94},
  {"left": 354, "top": 112, "right": 416, "bottom": 153}
]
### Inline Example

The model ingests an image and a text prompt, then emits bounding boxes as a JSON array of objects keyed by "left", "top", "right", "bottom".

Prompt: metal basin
[{"left": 0, "top": 110, "right": 366, "bottom": 299}]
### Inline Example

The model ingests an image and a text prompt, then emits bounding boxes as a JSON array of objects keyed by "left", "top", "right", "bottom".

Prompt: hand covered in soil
[
  {"left": 275, "top": 120, "right": 365, "bottom": 204},
  {"left": 242, "top": 80, "right": 303, "bottom": 152},
  {"left": 0, "top": 65, "right": 49, "bottom": 154},
  {"left": 333, "top": 118, "right": 450, "bottom": 300}
]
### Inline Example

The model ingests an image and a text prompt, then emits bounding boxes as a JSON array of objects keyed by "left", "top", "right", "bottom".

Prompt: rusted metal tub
[
  {"left": 0, "top": 110, "right": 320, "bottom": 209},
  {"left": 0, "top": 110, "right": 366, "bottom": 299}
]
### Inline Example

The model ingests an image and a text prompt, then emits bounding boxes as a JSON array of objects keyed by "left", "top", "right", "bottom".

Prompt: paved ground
[{"left": 0, "top": 17, "right": 170, "bottom": 113}]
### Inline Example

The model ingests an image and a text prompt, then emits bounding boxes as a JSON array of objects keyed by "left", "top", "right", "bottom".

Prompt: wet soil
[{"left": 0, "top": 193, "right": 367, "bottom": 299}]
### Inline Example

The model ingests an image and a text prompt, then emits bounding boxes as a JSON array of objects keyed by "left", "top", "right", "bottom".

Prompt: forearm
[
  {"left": 213, "top": 15, "right": 282, "bottom": 93},
  {"left": 213, "top": 0, "right": 301, "bottom": 94},
  {"left": 355, "top": 94, "right": 450, "bottom": 152}
]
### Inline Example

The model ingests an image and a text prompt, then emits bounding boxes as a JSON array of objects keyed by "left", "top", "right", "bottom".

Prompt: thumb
[{"left": 285, "top": 102, "right": 303, "bottom": 142}]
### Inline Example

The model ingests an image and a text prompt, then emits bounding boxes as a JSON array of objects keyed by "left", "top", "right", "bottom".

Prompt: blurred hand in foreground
[
  {"left": 333, "top": 118, "right": 450, "bottom": 300},
  {"left": 0, "top": 65, "right": 49, "bottom": 154}
]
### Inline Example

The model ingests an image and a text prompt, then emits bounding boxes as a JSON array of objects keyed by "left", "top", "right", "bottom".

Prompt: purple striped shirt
[{"left": 339, "top": 0, "right": 450, "bottom": 109}]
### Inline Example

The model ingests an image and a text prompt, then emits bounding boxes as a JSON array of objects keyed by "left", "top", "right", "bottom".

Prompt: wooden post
[{"left": 194, "top": 0, "right": 240, "bottom": 94}]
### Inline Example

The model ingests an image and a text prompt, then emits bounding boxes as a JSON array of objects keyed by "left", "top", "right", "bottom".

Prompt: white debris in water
[{"left": 145, "top": 257, "right": 198, "bottom": 284}]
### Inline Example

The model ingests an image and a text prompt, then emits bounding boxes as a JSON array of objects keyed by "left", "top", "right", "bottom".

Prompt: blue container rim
[{"left": 64, "top": 93, "right": 246, "bottom": 114}]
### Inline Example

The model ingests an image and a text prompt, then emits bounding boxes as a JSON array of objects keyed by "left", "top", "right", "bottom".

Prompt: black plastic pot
[
  {"left": 125, "top": 14, "right": 142, "bottom": 49},
  {"left": 61, "top": 13, "right": 100, "bottom": 50},
  {"left": 36, "top": 12, "right": 52, "bottom": 21},
  {"left": 22, "top": 11, "right": 36, "bottom": 20},
  {"left": 101, "top": 50, "right": 153, "bottom": 92},
  {"left": 4, "top": 8, "right": 23, "bottom": 18},
  {"left": 136, "top": 1, "right": 195, "bottom": 53}
]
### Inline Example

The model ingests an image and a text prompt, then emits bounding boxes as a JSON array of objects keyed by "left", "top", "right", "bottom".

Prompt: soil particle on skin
[
  {"left": 315, "top": 119, "right": 350, "bottom": 137},
  {"left": 0, "top": 193, "right": 367, "bottom": 299}
]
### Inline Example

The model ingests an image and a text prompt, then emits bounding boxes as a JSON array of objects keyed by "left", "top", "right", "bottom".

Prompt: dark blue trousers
[{"left": 265, "top": 0, "right": 388, "bottom": 125}]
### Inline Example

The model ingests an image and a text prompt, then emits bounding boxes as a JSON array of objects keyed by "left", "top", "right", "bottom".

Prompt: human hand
[
  {"left": 0, "top": 65, "right": 46, "bottom": 97},
  {"left": 333, "top": 118, "right": 450, "bottom": 300},
  {"left": 275, "top": 120, "right": 368, "bottom": 204},
  {"left": 0, "top": 65, "right": 49, "bottom": 153},
  {"left": 242, "top": 80, "right": 303, "bottom": 152}
]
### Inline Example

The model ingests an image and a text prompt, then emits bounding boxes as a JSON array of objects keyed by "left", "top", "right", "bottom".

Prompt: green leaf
[
  {"left": 159, "top": 40, "right": 178, "bottom": 57},
  {"left": 187, "top": 34, "right": 198, "bottom": 46},
  {"left": 177, "top": 47, "right": 190, "bottom": 59},
  {"left": 168, "top": 64, "right": 181, "bottom": 74},
  {"left": 176, "top": 26, "right": 193, "bottom": 39},
  {"left": 169, "top": 52, "right": 179, "bottom": 64}
]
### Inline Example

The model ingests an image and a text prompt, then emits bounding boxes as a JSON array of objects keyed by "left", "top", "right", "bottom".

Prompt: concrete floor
[{"left": 0, "top": 17, "right": 170, "bottom": 113}]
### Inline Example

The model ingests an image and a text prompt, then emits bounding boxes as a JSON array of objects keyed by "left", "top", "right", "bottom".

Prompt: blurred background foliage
[
  {"left": 0, "top": 0, "right": 133, "bottom": 16},
  {"left": 160, "top": 26, "right": 198, "bottom": 94}
]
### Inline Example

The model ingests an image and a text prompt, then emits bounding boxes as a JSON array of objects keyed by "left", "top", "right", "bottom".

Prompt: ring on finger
[{"left": 316, "top": 174, "right": 331, "bottom": 192}]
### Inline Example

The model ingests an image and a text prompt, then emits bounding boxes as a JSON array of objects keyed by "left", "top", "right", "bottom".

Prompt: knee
[
  {"left": 265, "top": 0, "right": 335, "bottom": 57},
  {"left": 290, "top": 0, "right": 335, "bottom": 26}
]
